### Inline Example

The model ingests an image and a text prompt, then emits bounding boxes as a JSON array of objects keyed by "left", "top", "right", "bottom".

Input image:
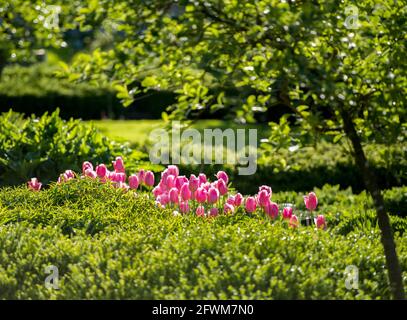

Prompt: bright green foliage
[
  {"left": 0, "top": 179, "right": 406, "bottom": 299},
  {"left": 0, "top": 110, "right": 133, "bottom": 186}
]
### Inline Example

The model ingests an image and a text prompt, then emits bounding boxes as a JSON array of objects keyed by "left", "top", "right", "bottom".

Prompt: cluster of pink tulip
[
  {"left": 27, "top": 158, "right": 327, "bottom": 229},
  {"left": 28, "top": 156, "right": 155, "bottom": 192}
]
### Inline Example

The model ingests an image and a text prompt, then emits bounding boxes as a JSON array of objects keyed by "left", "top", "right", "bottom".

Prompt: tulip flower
[
  {"left": 28, "top": 177, "right": 42, "bottom": 191},
  {"left": 289, "top": 215, "right": 299, "bottom": 228},
  {"left": 180, "top": 183, "right": 192, "bottom": 201},
  {"left": 196, "top": 187, "right": 207, "bottom": 203},
  {"left": 196, "top": 206, "right": 205, "bottom": 217},
  {"left": 207, "top": 187, "right": 220, "bottom": 204},
  {"left": 167, "top": 165, "right": 179, "bottom": 177},
  {"left": 96, "top": 164, "right": 107, "bottom": 179},
  {"left": 138, "top": 169, "right": 146, "bottom": 184},
  {"left": 84, "top": 168, "right": 97, "bottom": 179},
  {"left": 224, "top": 203, "right": 234, "bottom": 214},
  {"left": 152, "top": 185, "right": 163, "bottom": 197},
  {"left": 198, "top": 173, "right": 207, "bottom": 185},
  {"left": 245, "top": 196, "right": 256, "bottom": 213},
  {"left": 175, "top": 175, "right": 188, "bottom": 190},
  {"left": 157, "top": 193, "right": 170, "bottom": 206},
  {"left": 234, "top": 193, "right": 243, "bottom": 207},
  {"left": 226, "top": 195, "right": 235, "bottom": 206},
  {"left": 145, "top": 171, "right": 155, "bottom": 187},
  {"left": 216, "top": 171, "right": 229, "bottom": 184},
  {"left": 315, "top": 215, "right": 327, "bottom": 230},
  {"left": 112, "top": 156, "right": 125, "bottom": 173},
  {"left": 82, "top": 161, "right": 93, "bottom": 175},
  {"left": 217, "top": 179, "right": 228, "bottom": 196},
  {"left": 208, "top": 207, "right": 219, "bottom": 217},
  {"left": 282, "top": 207, "right": 293, "bottom": 220},
  {"left": 165, "top": 174, "right": 176, "bottom": 189},
  {"left": 169, "top": 188, "right": 179, "bottom": 204},
  {"left": 179, "top": 201, "right": 190, "bottom": 213},
  {"left": 259, "top": 185, "right": 272, "bottom": 197},
  {"left": 129, "top": 174, "right": 140, "bottom": 190},
  {"left": 189, "top": 174, "right": 199, "bottom": 192},
  {"left": 304, "top": 192, "right": 318, "bottom": 212},
  {"left": 264, "top": 201, "right": 279, "bottom": 219},
  {"left": 257, "top": 189, "right": 270, "bottom": 208}
]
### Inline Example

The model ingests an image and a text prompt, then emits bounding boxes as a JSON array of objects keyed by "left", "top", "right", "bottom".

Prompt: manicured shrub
[
  {"left": 0, "top": 179, "right": 406, "bottom": 299},
  {"left": 0, "top": 109, "right": 133, "bottom": 186}
]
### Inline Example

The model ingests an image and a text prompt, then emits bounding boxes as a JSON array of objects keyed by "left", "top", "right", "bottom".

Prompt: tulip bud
[
  {"left": 245, "top": 196, "right": 256, "bottom": 213},
  {"left": 129, "top": 174, "right": 140, "bottom": 190},
  {"left": 145, "top": 171, "right": 155, "bottom": 187},
  {"left": 207, "top": 187, "right": 220, "bottom": 204}
]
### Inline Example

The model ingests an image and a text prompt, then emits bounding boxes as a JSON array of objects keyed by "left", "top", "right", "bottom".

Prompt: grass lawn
[{"left": 90, "top": 119, "right": 270, "bottom": 146}]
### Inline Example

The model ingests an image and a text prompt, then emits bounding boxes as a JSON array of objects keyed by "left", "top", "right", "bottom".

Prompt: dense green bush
[
  {"left": 0, "top": 179, "right": 405, "bottom": 299},
  {"left": 177, "top": 141, "right": 407, "bottom": 195},
  {"left": 0, "top": 109, "right": 134, "bottom": 186}
]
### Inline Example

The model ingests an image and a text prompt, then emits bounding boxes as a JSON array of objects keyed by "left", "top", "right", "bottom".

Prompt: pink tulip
[
  {"left": 165, "top": 174, "right": 176, "bottom": 189},
  {"left": 157, "top": 193, "right": 170, "bottom": 206},
  {"left": 152, "top": 185, "right": 163, "bottom": 197},
  {"left": 175, "top": 175, "right": 188, "bottom": 190},
  {"left": 217, "top": 179, "right": 228, "bottom": 196},
  {"left": 82, "top": 161, "right": 93, "bottom": 175},
  {"left": 189, "top": 174, "right": 199, "bottom": 192},
  {"left": 145, "top": 171, "right": 155, "bottom": 187},
  {"left": 208, "top": 207, "right": 219, "bottom": 217},
  {"left": 112, "top": 156, "right": 125, "bottom": 173},
  {"left": 315, "top": 215, "right": 327, "bottom": 230},
  {"left": 216, "top": 171, "right": 229, "bottom": 184},
  {"left": 64, "top": 170, "right": 75, "bottom": 180},
  {"left": 196, "top": 187, "right": 207, "bottom": 203},
  {"left": 169, "top": 188, "right": 179, "bottom": 204},
  {"left": 282, "top": 207, "right": 293, "bottom": 220},
  {"left": 226, "top": 195, "right": 235, "bottom": 206},
  {"left": 167, "top": 165, "right": 179, "bottom": 177},
  {"left": 207, "top": 187, "right": 220, "bottom": 204},
  {"left": 245, "top": 196, "right": 256, "bottom": 213},
  {"left": 116, "top": 172, "right": 126, "bottom": 183},
  {"left": 224, "top": 203, "right": 234, "bottom": 214},
  {"left": 196, "top": 206, "right": 205, "bottom": 217},
  {"left": 259, "top": 185, "right": 272, "bottom": 197},
  {"left": 289, "top": 215, "right": 299, "bottom": 228},
  {"left": 180, "top": 183, "right": 192, "bottom": 201},
  {"left": 198, "top": 173, "right": 207, "bottom": 185},
  {"left": 179, "top": 201, "right": 190, "bottom": 214},
  {"left": 137, "top": 169, "right": 145, "bottom": 184},
  {"left": 264, "top": 201, "right": 279, "bottom": 219},
  {"left": 28, "top": 178, "right": 42, "bottom": 191},
  {"left": 129, "top": 174, "right": 140, "bottom": 190},
  {"left": 96, "top": 164, "right": 107, "bottom": 179},
  {"left": 257, "top": 189, "right": 271, "bottom": 208},
  {"left": 85, "top": 168, "right": 97, "bottom": 179},
  {"left": 234, "top": 193, "right": 243, "bottom": 207},
  {"left": 304, "top": 192, "right": 318, "bottom": 211}
]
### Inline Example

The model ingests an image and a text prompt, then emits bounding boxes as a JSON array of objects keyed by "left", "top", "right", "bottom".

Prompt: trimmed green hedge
[
  {"left": 0, "top": 179, "right": 406, "bottom": 299},
  {"left": 0, "top": 63, "right": 174, "bottom": 119}
]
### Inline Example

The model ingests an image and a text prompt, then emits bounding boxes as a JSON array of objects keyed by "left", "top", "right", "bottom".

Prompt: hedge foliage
[
  {"left": 0, "top": 109, "right": 137, "bottom": 187},
  {"left": 0, "top": 63, "right": 174, "bottom": 119},
  {"left": 0, "top": 179, "right": 406, "bottom": 299}
]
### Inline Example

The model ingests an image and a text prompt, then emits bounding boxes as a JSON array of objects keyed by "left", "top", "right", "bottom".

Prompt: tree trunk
[{"left": 340, "top": 107, "right": 405, "bottom": 300}]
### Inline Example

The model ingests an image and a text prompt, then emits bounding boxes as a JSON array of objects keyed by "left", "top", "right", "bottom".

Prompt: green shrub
[
  {"left": 0, "top": 179, "right": 406, "bottom": 299},
  {"left": 0, "top": 109, "right": 135, "bottom": 186}
]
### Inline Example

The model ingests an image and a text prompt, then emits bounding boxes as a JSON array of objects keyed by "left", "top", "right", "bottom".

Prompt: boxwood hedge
[{"left": 0, "top": 179, "right": 405, "bottom": 299}]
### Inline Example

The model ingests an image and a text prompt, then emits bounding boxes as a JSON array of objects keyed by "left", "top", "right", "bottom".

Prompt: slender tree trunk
[{"left": 340, "top": 107, "right": 405, "bottom": 300}]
